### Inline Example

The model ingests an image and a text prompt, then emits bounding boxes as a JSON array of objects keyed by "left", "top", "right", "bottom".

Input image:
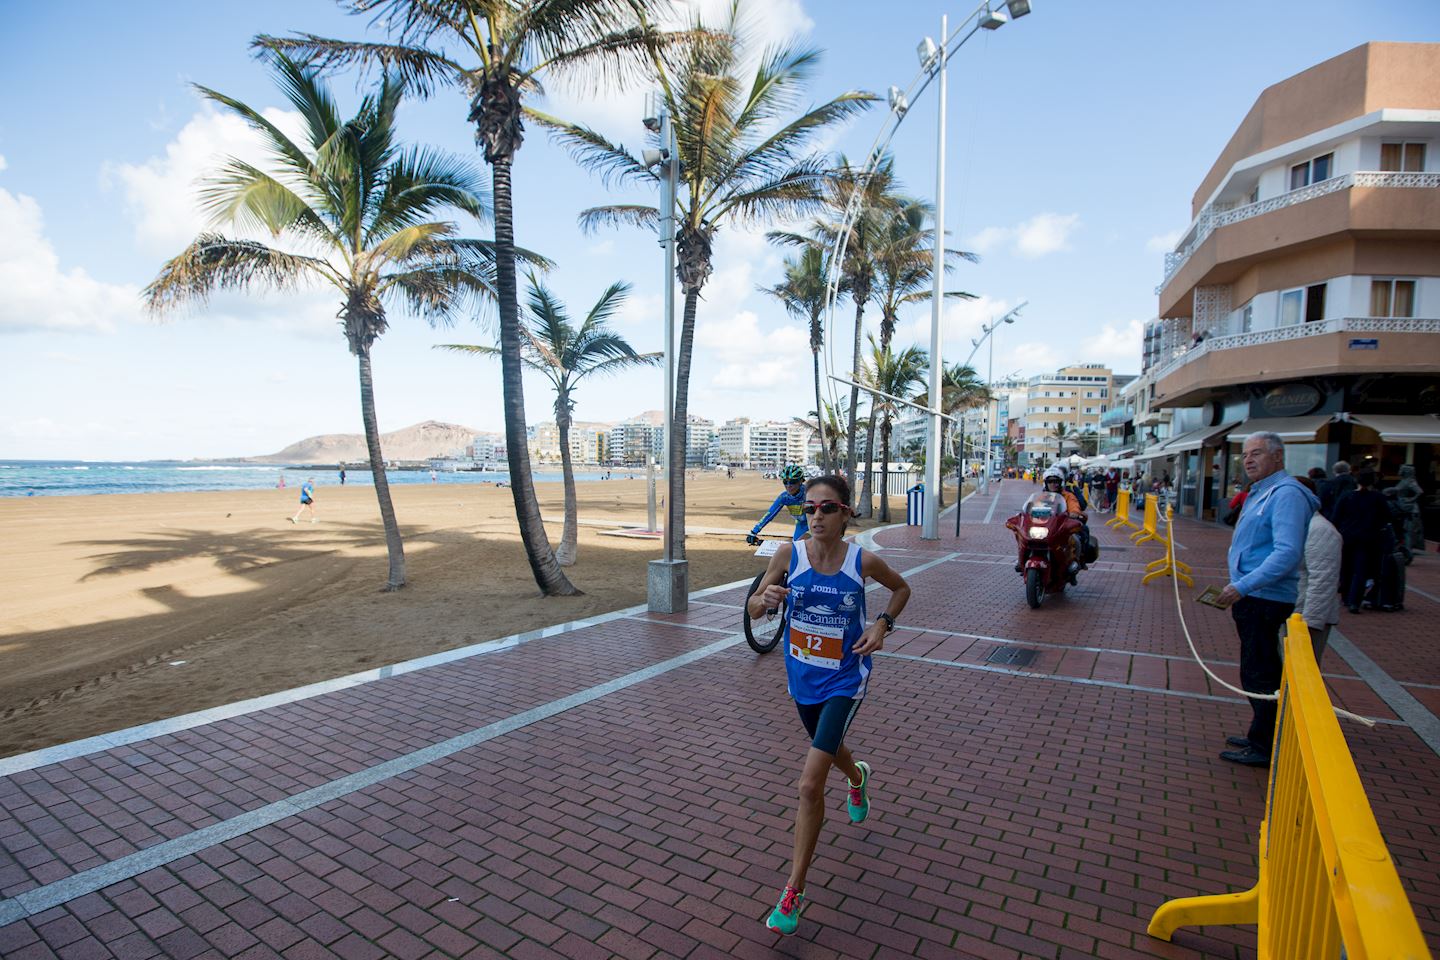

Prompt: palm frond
[
  {"left": 529, "top": 110, "right": 656, "bottom": 190},
  {"left": 577, "top": 204, "right": 660, "bottom": 235},
  {"left": 197, "top": 160, "right": 339, "bottom": 247},
  {"left": 252, "top": 33, "right": 468, "bottom": 98},
  {"left": 144, "top": 234, "right": 333, "bottom": 315},
  {"left": 380, "top": 261, "right": 496, "bottom": 325}
]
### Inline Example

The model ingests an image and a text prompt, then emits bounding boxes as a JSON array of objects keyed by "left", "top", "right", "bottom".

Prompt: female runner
[{"left": 747, "top": 473, "right": 911, "bottom": 936}]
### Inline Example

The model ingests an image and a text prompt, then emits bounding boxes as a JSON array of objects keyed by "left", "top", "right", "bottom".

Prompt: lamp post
[
  {"left": 919, "top": 0, "right": 1033, "bottom": 539},
  {"left": 643, "top": 100, "right": 686, "bottom": 612}
]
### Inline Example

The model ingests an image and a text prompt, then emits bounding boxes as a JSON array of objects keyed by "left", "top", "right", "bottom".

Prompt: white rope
[{"left": 1163, "top": 510, "right": 1375, "bottom": 728}]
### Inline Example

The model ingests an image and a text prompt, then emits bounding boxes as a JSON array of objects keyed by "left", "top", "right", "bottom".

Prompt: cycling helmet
[
  {"left": 1043, "top": 467, "right": 1066, "bottom": 483},
  {"left": 780, "top": 464, "right": 805, "bottom": 484}
]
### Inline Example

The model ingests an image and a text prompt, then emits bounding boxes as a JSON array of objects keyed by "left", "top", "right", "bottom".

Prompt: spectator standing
[
  {"left": 1216, "top": 432, "right": 1318, "bottom": 768},
  {"left": 1293, "top": 477, "right": 1342, "bottom": 662},
  {"left": 1320, "top": 461, "right": 1355, "bottom": 520},
  {"left": 1332, "top": 468, "right": 1389, "bottom": 614}
]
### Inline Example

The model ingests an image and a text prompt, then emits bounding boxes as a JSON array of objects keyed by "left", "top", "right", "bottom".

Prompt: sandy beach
[{"left": 0, "top": 473, "right": 924, "bottom": 757}]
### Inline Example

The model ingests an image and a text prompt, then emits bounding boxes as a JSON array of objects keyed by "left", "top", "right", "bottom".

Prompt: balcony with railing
[
  {"left": 1151, "top": 316, "right": 1440, "bottom": 407},
  {"left": 1099, "top": 407, "right": 1134, "bottom": 429},
  {"left": 1155, "top": 171, "right": 1440, "bottom": 300}
]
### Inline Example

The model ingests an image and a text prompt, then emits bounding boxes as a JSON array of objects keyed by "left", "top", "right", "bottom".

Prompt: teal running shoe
[
  {"left": 765, "top": 884, "right": 805, "bottom": 935},
  {"left": 847, "top": 761, "right": 871, "bottom": 824}
]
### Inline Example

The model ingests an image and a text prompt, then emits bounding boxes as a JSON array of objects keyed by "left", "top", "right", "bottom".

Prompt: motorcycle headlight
[{"left": 1028, "top": 525, "right": 1049, "bottom": 539}]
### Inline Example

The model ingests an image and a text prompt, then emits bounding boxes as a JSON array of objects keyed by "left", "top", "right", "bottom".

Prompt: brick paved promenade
[{"left": 1, "top": 481, "right": 1437, "bottom": 959}]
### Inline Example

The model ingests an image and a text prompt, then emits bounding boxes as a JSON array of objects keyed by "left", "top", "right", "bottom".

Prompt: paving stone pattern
[{"left": 0, "top": 481, "right": 1436, "bottom": 958}]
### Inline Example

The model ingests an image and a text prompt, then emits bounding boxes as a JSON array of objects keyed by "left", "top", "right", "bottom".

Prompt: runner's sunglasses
[{"left": 801, "top": 500, "right": 848, "bottom": 516}]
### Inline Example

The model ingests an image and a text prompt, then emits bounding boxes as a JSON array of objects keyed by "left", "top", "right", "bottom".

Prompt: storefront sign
[
  {"left": 1348, "top": 338, "right": 1379, "bottom": 350},
  {"left": 1260, "top": 383, "right": 1322, "bottom": 417}
]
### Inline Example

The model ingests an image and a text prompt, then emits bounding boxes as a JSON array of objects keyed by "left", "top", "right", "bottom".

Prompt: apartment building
[
  {"left": 1020, "top": 364, "right": 1115, "bottom": 467},
  {"left": 1143, "top": 42, "right": 1440, "bottom": 521},
  {"left": 715, "top": 418, "right": 753, "bottom": 464}
]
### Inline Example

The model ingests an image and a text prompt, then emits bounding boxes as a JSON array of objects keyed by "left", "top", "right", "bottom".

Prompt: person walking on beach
[
  {"left": 339, "top": 465, "right": 346, "bottom": 485},
  {"left": 747, "top": 474, "right": 911, "bottom": 937},
  {"left": 291, "top": 478, "right": 318, "bottom": 524}
]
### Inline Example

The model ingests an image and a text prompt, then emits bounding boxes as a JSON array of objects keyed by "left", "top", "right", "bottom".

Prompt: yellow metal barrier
[
  {"left": 1105, "top": 488, "right": 1140, "bottom": 532},
  {"left": 1130, "top": 495, "right": 1166, "bottom": 546},
  {"left": 1148, "top": 614, "right": 1431, "bottom": 958},
  {"left": 1142, "top": 505, "right": 1192, "bottom": 586}
]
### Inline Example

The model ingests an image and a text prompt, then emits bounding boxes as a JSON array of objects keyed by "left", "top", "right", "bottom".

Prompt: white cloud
[
  {"left": 967, "top": 212, "right": 1081, "bottom": 259},
  {"left": 104, "top": 105, "right": 309, "bottom": 256},
  {"left": 1078, "top": 317, "right": 1145, "bottom": 373},
  {"left": 1146, "top": 228, "right": 1182, "bottom": 253},
  {"left": 0, "top": 188, "right": 140, "bottom": 334},
  {"left": 898, "top": 293, "right": 1018, "bottom": 358}
]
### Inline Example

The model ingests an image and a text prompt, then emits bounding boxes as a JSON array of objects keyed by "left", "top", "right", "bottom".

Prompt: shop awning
[
  {"left": 1228, "top": 414, "right": 1333, "bottom": 443},
  {"left": 1346, "top": 413, "right": 1440, "bottom": 443},
  {"left": 1161, "top": 420, "right": 1242, "bottom": 452},
  {"left": 1135, "top": 446, "right": 1173, "bottom": 461}
]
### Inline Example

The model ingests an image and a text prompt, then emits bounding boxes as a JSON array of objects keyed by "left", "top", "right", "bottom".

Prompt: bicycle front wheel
[{"left": 742, "top": 571, "right": 786, "bottom": 654}]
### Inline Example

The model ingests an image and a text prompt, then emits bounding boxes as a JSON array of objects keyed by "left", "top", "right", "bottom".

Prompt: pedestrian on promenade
[
  {"left": 1216, "top": 432, "right": 1317, "bottom": 767},
  {"left": 291, "top": 478, "right": 318, "bottom": 524},
  {"left": 1333, "top": 468, "right": 1389, "bottom": 614},
  {"left": 1293, "top": 476, "right": 1342, "bottom": 662},
  {"left": 1320, "top": 460, "right": 1355, "bottom": 520},
  {"left": 747, "top": 473, "right": 911, "bottom": 937}
]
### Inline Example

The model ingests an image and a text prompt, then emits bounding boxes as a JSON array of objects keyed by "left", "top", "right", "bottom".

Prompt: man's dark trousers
[{"left": 1232, "top": 596, "right": 1294, "bottom": 755}]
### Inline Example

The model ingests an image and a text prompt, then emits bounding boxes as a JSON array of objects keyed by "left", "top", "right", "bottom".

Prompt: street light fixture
[
  {"left": 920, "top": 3, "right": 1034, "bottom": 540},
  {"left": 642, "top": 97, "right": 686, "bottom": 613}
]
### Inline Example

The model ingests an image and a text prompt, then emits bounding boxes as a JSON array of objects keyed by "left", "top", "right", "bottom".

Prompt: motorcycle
[{"left": 1004, "top": 491, "right": 1095, "bottom": 609}]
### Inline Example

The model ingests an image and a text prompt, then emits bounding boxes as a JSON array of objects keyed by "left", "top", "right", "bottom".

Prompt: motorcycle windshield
[{"left": 1024, "top": 491, "right": 1065, "bottom": 521}]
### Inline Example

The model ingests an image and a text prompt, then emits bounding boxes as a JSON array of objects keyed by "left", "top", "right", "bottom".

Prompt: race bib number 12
[{"left": 788, "top": 618, "right": 845, "bottom": 671}]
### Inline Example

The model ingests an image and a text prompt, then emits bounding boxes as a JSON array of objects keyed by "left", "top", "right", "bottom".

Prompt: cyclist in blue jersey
[
  {"left": 748, "top": 464, "right": 809, "bottom": 544},
  {"left": 747, "top": 473, "right": 911, "bottom": 937}
]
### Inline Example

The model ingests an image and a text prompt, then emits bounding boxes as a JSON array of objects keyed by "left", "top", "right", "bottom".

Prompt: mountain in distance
[{"left": 242, "top": 421, "right": 486, "bottom": 464}]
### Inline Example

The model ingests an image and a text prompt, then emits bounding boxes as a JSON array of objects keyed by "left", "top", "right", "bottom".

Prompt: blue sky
[{"left": 2, "top": 1, "right": 1437, "bottom": 460}]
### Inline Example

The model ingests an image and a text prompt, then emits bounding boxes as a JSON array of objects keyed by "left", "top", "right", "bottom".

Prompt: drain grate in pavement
[{"left": 986, "top": 646, "right": 1038, "bottom": 667}]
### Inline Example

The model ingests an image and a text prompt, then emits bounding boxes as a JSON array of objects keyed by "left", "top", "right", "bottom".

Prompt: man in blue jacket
[{"left": 1216, "top": 431, "right": 1319, "bottom": 767}]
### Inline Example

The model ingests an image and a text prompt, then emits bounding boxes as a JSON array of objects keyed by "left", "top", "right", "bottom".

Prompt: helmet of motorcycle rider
[
  {"left": 780, "top": 464, "right": 805, "bottom": 485},
  {"left": 1043, "top": 467, "right": 1066, "bottom": 484}
]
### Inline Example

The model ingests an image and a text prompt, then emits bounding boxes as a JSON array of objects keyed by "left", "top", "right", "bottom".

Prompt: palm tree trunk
[
  {"left": 858, "top": 410, "right": 877, "bottom": 518},
  {"left": 357, "top": 348, "right": 405, "bottom": 591},
  {"left": 843, "top": 300, "right": 864, "bottom": 486},
  {"left": 879, "top": 415, "right": 893, "bottom": 523},
  {"left": 492, "top": 157, "right": 579, "bottom": 595},
  {"left": 812, "top": 349, "right": 828, "bottom": 474},
  {"left": 669, "top": 289, "right": 699, "bottom": 561},
  {"left": 555, "top": 401, "right": 578, "bottom": 566}
]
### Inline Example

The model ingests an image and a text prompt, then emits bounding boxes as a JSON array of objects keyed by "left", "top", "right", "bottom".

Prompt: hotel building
[{"left": 1140, "top": 42, "right": 1440, "bottom": 523}]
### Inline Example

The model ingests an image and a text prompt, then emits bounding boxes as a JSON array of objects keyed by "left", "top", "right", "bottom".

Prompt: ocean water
[{"left": 0, "top": 461, "right": 633, "bottom": 498}]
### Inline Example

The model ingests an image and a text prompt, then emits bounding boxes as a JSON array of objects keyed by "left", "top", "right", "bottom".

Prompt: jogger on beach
[{"left": 291, "top": 478, "right": 317, "bottom": 524}]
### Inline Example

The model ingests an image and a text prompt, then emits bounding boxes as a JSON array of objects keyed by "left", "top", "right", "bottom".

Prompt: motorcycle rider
[{"left": 1043, "top": 467, "right": 1092, "bottom": 579}]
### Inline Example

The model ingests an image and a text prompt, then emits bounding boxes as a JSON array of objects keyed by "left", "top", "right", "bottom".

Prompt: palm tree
[
  {"left": 540, "top": 6, "right": 872, "bottom": 560},
  {"left": 915, "top": 361, "right": 988, "bottom": 507},
  {"left": 771, "top": 155, "right": 904, "bottom": 492},
  {"left": 793, "top": 400, "right": 844, "bottom": 472},
  {"left": 145, "top": 53, "right": 499, "bottom": 591},
  {"left": 258, "top": 0, "right": 689, "bottom": 595},
  {"left": 438, "top": 275, "right": 660, "bottom": 565},
  {"left": 866, "top": 339, "right": 928, "bottom": 523},
  {"left": 761, "top": 245, "right": 830, "bottom": 472},
  {"left": 871, "top": 200, "right": 978, "bottom": 353}
]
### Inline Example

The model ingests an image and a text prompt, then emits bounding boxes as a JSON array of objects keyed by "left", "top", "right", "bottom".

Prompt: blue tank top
[{"left": 783, "top": 540, "right": 869, "bottom": 704}]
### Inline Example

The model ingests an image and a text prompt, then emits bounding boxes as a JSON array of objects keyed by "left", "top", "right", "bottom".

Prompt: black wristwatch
[{"left": 876, "top": 612, "right": 896, "bottom": 633}]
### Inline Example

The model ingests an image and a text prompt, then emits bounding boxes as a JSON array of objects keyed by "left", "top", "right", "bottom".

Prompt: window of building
[
  {"left": 1241, "top": 302, "right": 1254, "bottom": 333},
  {"left": 1289, "top": 152, "right": 1334, "bottom": 190},
  {"left": 1248, "top": 184, "right": 1259, "bottom": 205},
  {"left": 1305, "top": 283, "right": 1326, "bottom": 323},
  {"left": 1370, "top": 279, "right": 1416, "bottom": 318},
  {"left": 1380, "top": 142, "right": 1427, "bottom": 173},
  {"left": 1279, "top": 289, "right": 1303, "bottom": 326}
]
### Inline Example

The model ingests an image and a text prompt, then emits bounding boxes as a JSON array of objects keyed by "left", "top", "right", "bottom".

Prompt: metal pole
[
  {"left": 922, "top": 13, "right": 946, "bottom": 540},
  {"left": 660, "top": 111, "right": 677, "bottom": 563},
  {"left": 955, "top": 458, "right": 962, "bottom": 536},
  {"left": 984, "top": 322, "right": 995, "bottom": 495}
]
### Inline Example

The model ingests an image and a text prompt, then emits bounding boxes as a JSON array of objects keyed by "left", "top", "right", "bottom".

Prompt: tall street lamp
[
  {"left": 921, "top": 0, "right": 1033, "bottom": 540},
  {"left": 642, "top": 99, "right": 686, "bottom": 613}
]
